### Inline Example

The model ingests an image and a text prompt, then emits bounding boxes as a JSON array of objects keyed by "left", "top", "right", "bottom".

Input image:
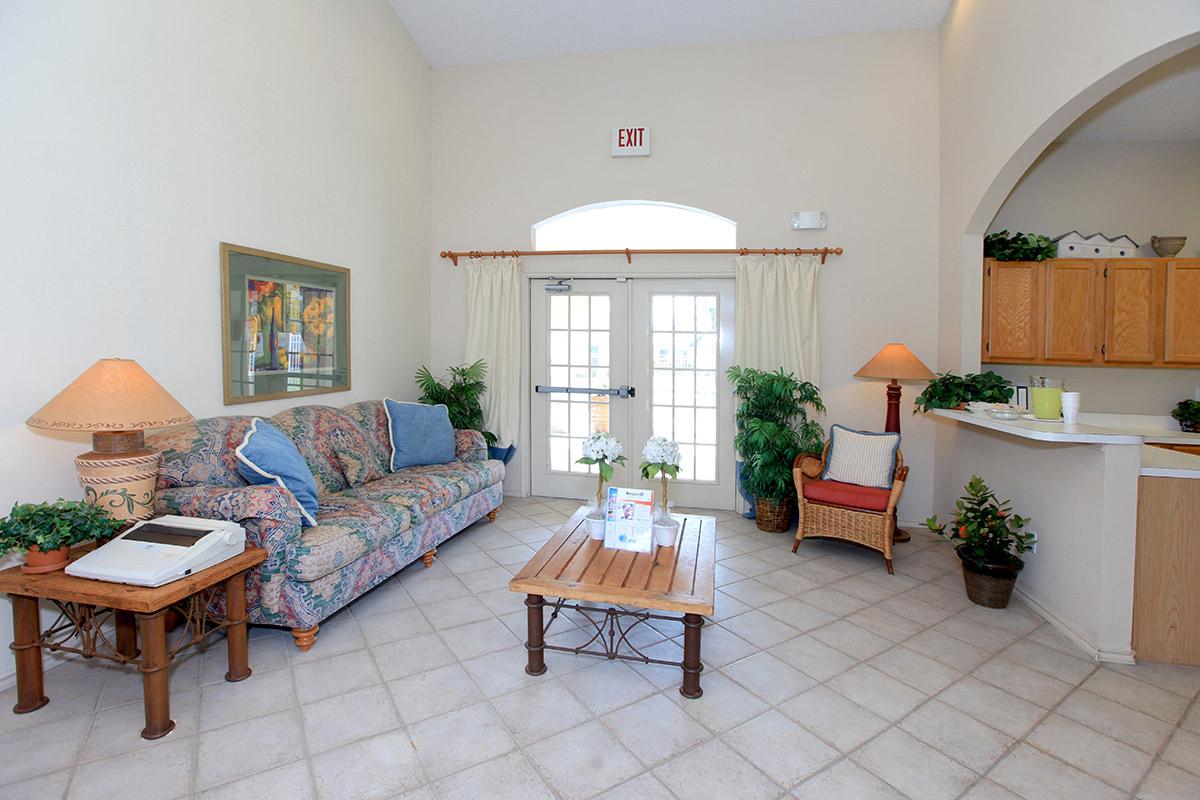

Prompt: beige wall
[
  {"left": 0, "top": 0, "right": 431, "bottom": 683},
  {"left": 936, "top": 0, "right": 1200, "bottom": 511},
  {"left": 430, "top": 31, "right": 941, "bottom": 520},
  {"left": 989, "top": 140, "right": 1200, "bottom": 258}
]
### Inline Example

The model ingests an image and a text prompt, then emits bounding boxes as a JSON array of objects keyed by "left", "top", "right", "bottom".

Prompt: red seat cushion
[{"left": 803, "top": 479, "right": 891, "bottom": 512}]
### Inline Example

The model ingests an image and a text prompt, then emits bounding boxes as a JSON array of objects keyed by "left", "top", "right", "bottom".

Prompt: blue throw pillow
[
  {"left": 235, "top": 418, "right": 319, "bottom": 526},
  {"left": 384, "top": 399, "right": 456, "bottom": 470}
]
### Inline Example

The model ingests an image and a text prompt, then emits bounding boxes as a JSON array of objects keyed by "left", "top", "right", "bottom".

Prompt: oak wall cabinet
[{"left": 982, "top": 258, "right": 1200, "bottom": 368}]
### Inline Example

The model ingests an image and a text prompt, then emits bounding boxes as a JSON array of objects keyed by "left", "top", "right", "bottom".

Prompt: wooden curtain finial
[{"left": 625, "top": 248, "right": 632, "bottom": 264}]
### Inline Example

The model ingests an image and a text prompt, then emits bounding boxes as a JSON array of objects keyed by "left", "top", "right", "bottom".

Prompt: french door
[{"left": 529, "top": 277, "right": 736, "bottom": 509}]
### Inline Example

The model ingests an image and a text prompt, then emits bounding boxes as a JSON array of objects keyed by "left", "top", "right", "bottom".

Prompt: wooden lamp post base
[{"left": 884, "top": 379, "right": 911, "bottom": 544}]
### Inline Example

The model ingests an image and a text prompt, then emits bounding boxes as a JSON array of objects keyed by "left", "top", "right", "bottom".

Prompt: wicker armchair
[{"left": 791, "top": 442, "right": 909, "bottom": 574}]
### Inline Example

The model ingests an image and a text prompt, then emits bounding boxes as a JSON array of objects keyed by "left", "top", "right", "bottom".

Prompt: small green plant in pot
[
  {"left": 983, "top": 230, "right": 1056, "bottom": 262},
  {"left": 925, "top": 476, "right": 1035, "bottom": 608},
  {"left": 728, "top": 366, "right": 825, "bottom": 533},
  {"left": 414, "top": 360, "right": 498, "bottom": 447},
  {"left": 913, "top": 371, "right": 1014, "bottom": 413},
  {"left": 0, "top": 500, "right": 123, "bottom": 574},
  {"left": 1172, "top": 399, "right": 1200, "bottom": 433}
]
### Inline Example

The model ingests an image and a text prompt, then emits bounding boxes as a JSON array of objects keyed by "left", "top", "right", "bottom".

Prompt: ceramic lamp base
[{"left": 76, "top": 430, "right": 160, "bottom": 522}]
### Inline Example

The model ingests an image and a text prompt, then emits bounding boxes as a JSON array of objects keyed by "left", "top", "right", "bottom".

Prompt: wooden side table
[{"left": 0, "top": 545, "right": 266, "bottom": 739}]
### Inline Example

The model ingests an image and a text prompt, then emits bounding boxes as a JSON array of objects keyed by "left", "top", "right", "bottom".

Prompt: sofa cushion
[
  {"left": 803, "top": 479, "right": 891, "bottom": 512},
  {"left": 151, "top": 417, "right": 253, "bottom": 489},
  {"left": 235, "top": 418, "right": 320, "bottom": 527},
  {"left": 339, "top": 460, "right": 504, "bottom": 526},
  {"left": 821, "top": 425, "right": 899, "bottom": 489},
  {"left": 340, "top": 400, "right": 394, "bottom": 478},
  {"left": 384, "top": 400, "right": 456, "bottom": 470},
  {"left": 290, "top": 496, "right": 412, "bottom": 581},
  {"left": 269, "top": 406, "right": 384, "bottom": 495}
]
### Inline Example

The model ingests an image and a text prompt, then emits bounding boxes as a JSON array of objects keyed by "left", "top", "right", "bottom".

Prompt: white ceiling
[
  {"left": 388, "top": 0, "right": 952, "bottom": 68},
  {"left": 1060, "top": 46, "right": 1200, "bottom": 142}
]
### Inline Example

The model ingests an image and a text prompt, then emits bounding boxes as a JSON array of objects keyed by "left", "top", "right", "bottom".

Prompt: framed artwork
[{"left": 221, "top": 242, "right": 351, "bottom": 405}]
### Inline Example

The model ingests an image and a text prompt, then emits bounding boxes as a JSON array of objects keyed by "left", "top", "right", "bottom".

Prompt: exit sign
[{"left": 611, "top": 126, "right": 650, "bottom": 157}]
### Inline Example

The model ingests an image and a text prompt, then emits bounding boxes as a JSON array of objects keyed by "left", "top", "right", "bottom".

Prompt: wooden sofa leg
[
  {"left": 486, "top": 508, "right": 499, "bottom": 522},
  {"left": 422, "top": 548, "right": 436, "bottom": 568},
  {"left": 291, "top": 626, "right": 318, "bottom": 652}
]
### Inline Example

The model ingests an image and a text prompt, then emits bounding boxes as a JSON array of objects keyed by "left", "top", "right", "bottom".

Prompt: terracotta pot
[
  {"left": 957, "top": 548, "right": 1024, "bottom": 608},
  {"left": 754, "top": 496, "right": 793, "bottom": 533},
  {"left": 21, "top": 545, "right": 71, "bottom": 575}
]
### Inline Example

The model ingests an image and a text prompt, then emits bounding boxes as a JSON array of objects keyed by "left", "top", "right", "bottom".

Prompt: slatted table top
[{"left": 509, "top": 507, "right": 716, "bottom": 616}]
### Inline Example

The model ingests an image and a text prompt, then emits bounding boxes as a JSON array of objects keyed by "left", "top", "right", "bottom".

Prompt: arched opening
[{"left": 532, "top": 200, "right": 736, "bottom": 250}]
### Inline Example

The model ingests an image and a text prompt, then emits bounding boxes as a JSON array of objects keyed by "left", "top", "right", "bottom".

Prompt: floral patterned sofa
[{"left": 146, "top": 401, "right": 504, "bottom": 650}]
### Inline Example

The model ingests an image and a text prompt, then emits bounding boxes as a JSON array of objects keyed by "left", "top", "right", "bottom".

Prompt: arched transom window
[{"left": 532, "top": 200, "right": 736, "bottom": 250}]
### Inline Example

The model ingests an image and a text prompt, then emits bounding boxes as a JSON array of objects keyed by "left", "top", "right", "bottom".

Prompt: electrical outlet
[{"left": 1030, "top": 531, "right": 1038, "bottom": 555}]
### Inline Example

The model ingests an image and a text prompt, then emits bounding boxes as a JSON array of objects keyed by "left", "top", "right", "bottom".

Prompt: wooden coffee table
[
  {"left": 0, "top": 544, "right": 266, "bottom": 739},
  {"left": 509, "top": 507, "right": 715, "bottom": 697}
]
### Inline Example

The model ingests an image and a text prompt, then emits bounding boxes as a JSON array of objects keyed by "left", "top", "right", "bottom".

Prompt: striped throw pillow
[{"left": 820, "top": 425, "right": 900, "bottom": 489}]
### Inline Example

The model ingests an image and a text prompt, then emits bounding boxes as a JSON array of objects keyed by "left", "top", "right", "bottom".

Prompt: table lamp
[
  {"left": 854, "top": 343, "right": 936, "bottom": 436},
  {"left": 27, "top": 359, "right": 194, "bottom": 522}
]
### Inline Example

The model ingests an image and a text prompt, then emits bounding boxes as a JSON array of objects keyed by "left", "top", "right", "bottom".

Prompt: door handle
[{"left": 535, "top": 385, "right": 636, "bottom": 398}]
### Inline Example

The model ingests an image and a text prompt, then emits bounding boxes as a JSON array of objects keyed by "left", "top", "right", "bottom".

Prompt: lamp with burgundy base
[
  {"left": 853, "top": 343, "right": 935, "bottom": 542},
  {"left": 26, "top": 359, "right": 194, "bottom": 523}
]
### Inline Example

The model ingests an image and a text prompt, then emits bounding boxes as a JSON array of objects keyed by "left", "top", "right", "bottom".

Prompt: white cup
[{"left": 1061, "top": 392, "right": 1080, "bottom": 424}]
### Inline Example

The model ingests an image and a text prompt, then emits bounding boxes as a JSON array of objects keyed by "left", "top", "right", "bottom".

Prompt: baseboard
[{"left": 1012, "top": 585, "right": 1135, "bottom": 664}]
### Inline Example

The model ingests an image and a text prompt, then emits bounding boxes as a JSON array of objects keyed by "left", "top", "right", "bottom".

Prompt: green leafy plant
[
  {"left": 0, "top": 500, "right": 123, "bottom": 554},
  {"left": 414, "top": 359, "right": 497, "bottom": 446},
  {"left": 913, "top": 371, "right": 1014, "bottom": 413},
  {"left": 727, "top": 366, "right": 825, "bottom": 502},
  {"left": 983, "top": 230, "right": 1057, "bottom": 262},
  {"left": 1172, "top": 399, "right": 1200, "bottom": 431},
  {"left": 925, "top": 476, "right": 1034, "bottom": 566}
]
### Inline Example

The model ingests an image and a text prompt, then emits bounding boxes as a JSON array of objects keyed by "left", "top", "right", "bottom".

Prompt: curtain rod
[{"left": 438, "top": 246, "right": 844, "bottom": 266}]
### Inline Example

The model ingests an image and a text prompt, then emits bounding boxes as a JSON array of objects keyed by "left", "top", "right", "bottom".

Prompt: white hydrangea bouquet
[
  {"left": 640, "top": 436, "right": 681, "bottom": 518},
  {"left": 578, "top": 431, "right": 627, "bottom": 511}
]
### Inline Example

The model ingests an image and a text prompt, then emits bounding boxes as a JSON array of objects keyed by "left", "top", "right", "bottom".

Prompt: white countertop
[{"left": 1140, "top": 445, "right": 1200, "bottom": 479}]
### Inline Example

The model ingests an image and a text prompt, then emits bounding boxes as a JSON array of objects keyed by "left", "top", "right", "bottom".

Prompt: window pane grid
[
  {"left": 649, "top": 293, "right": 719, "bottom": 483},
  {"left": 547, "top": 294, "right": 612, "bottom": 475}
]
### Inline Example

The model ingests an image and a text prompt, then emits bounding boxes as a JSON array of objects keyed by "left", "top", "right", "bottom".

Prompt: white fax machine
[{"left": 66, "top": 515, "right": 246, "bottom": 587}]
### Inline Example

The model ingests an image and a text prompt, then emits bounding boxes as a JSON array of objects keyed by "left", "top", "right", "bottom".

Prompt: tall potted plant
[
  {"left": 727, "top": 366, "right": 825, "bottom": 533},
  {"left": 925, "top": 476, "right": 1035, "bottom": 608},
  {"left": 0, "top": 500, "right": 123, "bottom": 574},
  {"left": 414, "top": 360, "right": 511, "bottom": 461}
]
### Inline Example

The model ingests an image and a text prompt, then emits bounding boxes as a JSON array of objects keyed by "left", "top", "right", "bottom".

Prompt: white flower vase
[
  {"left": 585, "top": 496, "right": 606, "bottom": 540},
  {"left": 653, "top": 508, "right": 679, "bottom": 547}
]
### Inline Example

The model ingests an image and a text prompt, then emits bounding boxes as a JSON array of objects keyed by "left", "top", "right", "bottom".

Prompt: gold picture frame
[{"left": 221, "top": 242, "right": 351, "bottom": 405}]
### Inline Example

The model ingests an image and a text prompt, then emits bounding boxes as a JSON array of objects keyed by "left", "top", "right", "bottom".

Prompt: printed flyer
[{"left": 603, "top": 486, "right": 654, "bottom": 552}]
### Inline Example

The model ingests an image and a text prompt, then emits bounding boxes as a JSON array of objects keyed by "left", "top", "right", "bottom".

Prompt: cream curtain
[
  {"left": 733, "top": 254, "right": 822, "bottom": 383},
  {"left": 463, "top": 256, "right": 522, "bottom": 448}
]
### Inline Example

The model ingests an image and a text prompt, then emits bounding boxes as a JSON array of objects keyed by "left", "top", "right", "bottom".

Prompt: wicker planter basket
[
  {"left": 755, "top": 496, "right": 793, "bottom": 533},
  {"left": 958, "top": 548, "right": 1024, "bottom": 608}
]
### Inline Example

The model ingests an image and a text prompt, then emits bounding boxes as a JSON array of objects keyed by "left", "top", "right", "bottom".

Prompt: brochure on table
[{"left": 604, "top": 486, "right": 654, "bottom": 552}]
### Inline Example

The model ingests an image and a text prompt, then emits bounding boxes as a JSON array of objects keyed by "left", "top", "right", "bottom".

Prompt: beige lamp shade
[
  {"left": 854, "top": 343, "right": 936, "bottom": 382},
  {"left": 27, "top": 358, "right": 193, "bottom": 432}
]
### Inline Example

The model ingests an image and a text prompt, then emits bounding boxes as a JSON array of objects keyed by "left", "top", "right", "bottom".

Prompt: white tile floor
[{"left": 3, "top": 496, "right": 1200, "bottom": 800}]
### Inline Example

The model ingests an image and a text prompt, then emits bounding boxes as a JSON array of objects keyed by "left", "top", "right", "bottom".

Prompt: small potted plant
[
  {"left": 641, "top": 436, "right": 681, "bottom": 547},
  {"left": 728, "top": 366, "right": 825, "bottom": 532},
  {"left": 913, "top": 371, "right": 1014, "bottom": 413},
  {"left": 1172, "top": 399, "right": 1200, "bottom": 433},
  {"left": 0, "top": 500, "right": 123, "bottom": 574},
  {"left": 577, "top": 432, "right": 626, "bottom": 539},
  {"left": 925, "top": 476, "right": 1035, "bottom": 608}
]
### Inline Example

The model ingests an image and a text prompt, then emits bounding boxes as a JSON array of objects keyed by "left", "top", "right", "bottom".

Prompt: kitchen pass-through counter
[{"left": 932, "top": 409, "right": 1200, "bottom": 666}]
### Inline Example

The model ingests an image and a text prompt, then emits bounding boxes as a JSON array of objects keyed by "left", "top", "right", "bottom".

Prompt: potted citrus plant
[
  {"left": 0, "top": 499, "right": 123, "bottom": 574},
  {"left": 925, "top": 476, "right": 1035, "bottom": 608},
  {"left": 728, "top": 366, "right": 825, "bottom": 532},
  {"left": 577, "top": 432, "right": 626, "bottom": 539},
  {"left": 641, "top": 436, "right": 681, "bottom": 546}
]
